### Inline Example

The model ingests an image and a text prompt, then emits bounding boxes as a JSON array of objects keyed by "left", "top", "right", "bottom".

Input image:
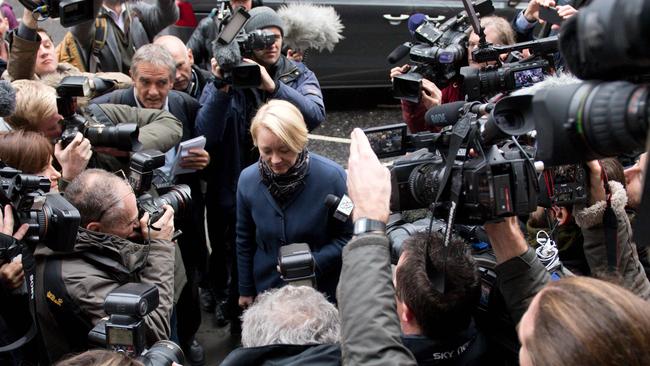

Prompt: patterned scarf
[{"left": 259, "top": 150, "right": 310, "bottom": 205}]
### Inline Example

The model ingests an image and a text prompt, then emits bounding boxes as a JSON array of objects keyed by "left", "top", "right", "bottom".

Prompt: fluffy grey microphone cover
[{"left": 277, "top": 3, "right": 345, "bottom": 52}]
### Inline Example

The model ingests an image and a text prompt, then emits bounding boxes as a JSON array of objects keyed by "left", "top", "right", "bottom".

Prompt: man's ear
[
  {"left": 187, "top": 48, "right": 194, "bottom": 64},
  {"left": 401, "top": 302, "right": 416, "bottom": 324},
  {"left": 555, "top": 206, "right": 572, "bottom": 225},
  {"left": 86, "top": 222, "right": 101, "bottom": 232}
]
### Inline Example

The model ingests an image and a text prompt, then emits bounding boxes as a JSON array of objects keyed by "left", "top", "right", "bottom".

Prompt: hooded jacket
[{"left": 34, "top": 228, "right": 175, "bottom": 363}]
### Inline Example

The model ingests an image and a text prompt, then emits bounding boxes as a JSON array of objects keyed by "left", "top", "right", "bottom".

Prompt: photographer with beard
[{"left": 34, "top": 169, "right": 176, "bottom": 364}]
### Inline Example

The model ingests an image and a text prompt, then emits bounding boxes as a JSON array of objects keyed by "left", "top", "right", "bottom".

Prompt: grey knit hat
[{"left": 244, "top": 6, "right": 285, "bottom": 35}]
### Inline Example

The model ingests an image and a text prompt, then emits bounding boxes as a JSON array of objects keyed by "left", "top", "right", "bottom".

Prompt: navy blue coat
[
  {"left": 195, "top": 56, "right": 325, "bottom": 214},
  {"left": 236, "top": 153, "right": 352, "bottom": 301}
]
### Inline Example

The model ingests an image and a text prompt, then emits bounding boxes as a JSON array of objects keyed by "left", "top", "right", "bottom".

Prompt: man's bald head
[{"left": 154, "top": 35, "right": 194, "bottom": 91}]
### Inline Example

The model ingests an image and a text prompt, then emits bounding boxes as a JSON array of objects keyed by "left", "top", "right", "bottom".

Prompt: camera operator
[
  {"left": 34, "top": 169, "right": 176, "bottom": 364},
  {"left": 3, "top": 8, "right": 132, "bottom": 89},
  {"left": 221, "top": 286, "right": 340, "bottom": 365},
  {"left": 393, "top": 231, "right": 489, "bottom": 365},
  {"left": 69, "top": 0, "right": 178, "bottom": 74},
  {"left": 390, "top": 16, "right": 515, "bottom": 133},
  {"left": 186, "top": 0, "right": 257, "bottom": 69}
]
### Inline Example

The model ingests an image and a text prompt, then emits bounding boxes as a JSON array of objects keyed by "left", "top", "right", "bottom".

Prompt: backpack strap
[{"left": 88, "top": 17, "right": 108, "bottom": 73}]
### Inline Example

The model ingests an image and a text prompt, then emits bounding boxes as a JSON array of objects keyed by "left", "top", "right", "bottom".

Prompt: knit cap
[{"left": 244, "top": 6, "right": 285, "bottom": 35}]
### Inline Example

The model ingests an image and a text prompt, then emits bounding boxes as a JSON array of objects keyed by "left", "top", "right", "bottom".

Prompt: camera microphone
[
  {"left": 408, "top": 13, "right": 426, "bottom": 35},
  {"left": 324, "top": 194, "right": 354, "bottom": 222},
  {"left": 387, "top": 42, "right": 413, "bottom": 64},
  {"left": 425, "top": 101, "right": 494, "bottom": 128},
  {"left": 213, "top": 40, "right": 242, "bottom": 72},
  {"left": 0, "top": 80, "right": 16, "bottom": 117}
]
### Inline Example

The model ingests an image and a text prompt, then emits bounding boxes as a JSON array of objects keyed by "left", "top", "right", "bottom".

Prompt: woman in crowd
[
  {"left": 517, "top": 276, "right": 650, "bottom": 366},
  {"left": 236, "top": 99, "right": 352, "bottom": 309},
  {"left": 0, "top": 130, "right": 62, "bottom": 192}
]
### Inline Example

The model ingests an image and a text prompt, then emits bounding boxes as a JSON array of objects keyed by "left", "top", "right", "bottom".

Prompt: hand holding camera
[
  {"left": 55, "top": 132, "right": 92, "bottom": 181},
  {"left": 523, "top": 0, "right": 556, "bottom": 22},
  {"left": 242, "top": 57, "right": 276, "bottom": 93},
  {"left": 140, "top": 204, "right": 175, "bottom": 242},
  {"left": 0, "top": 205, "right": 29, "bottom": 289}
]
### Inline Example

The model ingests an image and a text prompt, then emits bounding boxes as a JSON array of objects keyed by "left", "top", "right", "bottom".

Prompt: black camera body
[
  {"left": 0, "top": 166, "right": 80, "bottom": 251},
  {"left": 128, "top": 150, "right": 192, "bottom": 225},
  {"left": 391, "top": 0, "right": 495, "bottom": 103},
  {"left": 57, "top": 76, "right": 141, "bottom": 152},
  {"left": 88, "top": 283, "right": 185, "bottom": 365},
  {"left": 278, "top": 243, "right": 315, "bottom": 287},
  {"left": 18, "top": 0, "right": 94, "bottom": 27},
  {"left": 461, "top": 58, "right": 550, "bottom": 101},
  {"left": 390, "top": 143, "right": 537, "bottom": 224},
  {"left": 213, "top": 7, "right": 276, "bottom": 88}
]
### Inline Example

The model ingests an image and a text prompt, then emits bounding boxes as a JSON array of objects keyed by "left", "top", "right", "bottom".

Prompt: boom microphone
[
  {"left": 277, "top": 3, "right": 344, "bottom": 52},
  {"left": 212, "top": 40, "right": 242, "bottom": 72},
  {"left": 0, "top": 80, "right": 16, "bottom": 117}
]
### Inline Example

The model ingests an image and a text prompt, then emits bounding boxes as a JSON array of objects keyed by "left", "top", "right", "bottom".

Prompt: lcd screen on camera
[
  {"left": 514, "top": 67, "right": 545, "bottom": 88},
  {"left": 108, "top": 327, "right": 134, "bottom": 346},
  {"left": 364, "top": 128, "right": 405, "bottom": 156}
]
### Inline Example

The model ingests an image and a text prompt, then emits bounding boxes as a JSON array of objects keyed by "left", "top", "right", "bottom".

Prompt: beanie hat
[{"left": 244, "top": 6, "right": 285, "bottom": 35}]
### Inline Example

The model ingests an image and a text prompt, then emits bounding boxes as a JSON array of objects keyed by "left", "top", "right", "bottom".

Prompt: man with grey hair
[
  {"left": 92, "top": 44, "right": 209, "bottom": 365},
  {"left": 221, "top": 286, "right": 341, "bottom": 365},
  {"left": 34, "top": 169, "right": 176, "bottom": 363}
]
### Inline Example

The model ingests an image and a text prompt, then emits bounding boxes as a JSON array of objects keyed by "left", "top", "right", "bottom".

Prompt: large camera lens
[
  {"left": 137, "top": 340, "right": 185, "bottom": 366},
  {"left": 156, "top": 184, "right": 192, "bottom": 219},
  {"left": 408, "top": 160, "right": 447, "bottom": 208},
  {"left": 534, "top": 81, "right": 649, "bottom": 166},
  {"left": 85, "top": 123, "right": 143, "bottom": 152}
]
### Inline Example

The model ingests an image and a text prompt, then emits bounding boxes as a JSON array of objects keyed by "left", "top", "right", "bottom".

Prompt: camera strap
[
  {"left": 426, "top": 109, "right": 472, "bottom": 295},
  {"left": 0, "top": 243, "right": 38, "bottom": 353},
  {"left": 600, "top": 164, "right": 619, "bottom": 272}
]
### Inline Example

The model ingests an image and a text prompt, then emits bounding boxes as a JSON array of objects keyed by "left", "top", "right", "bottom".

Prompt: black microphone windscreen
[
  {"left": 213, "top": 40, "right": 241, "bottom": 71},
  {"left": 424, "top": 101, "right": 466, "bottom": 128},
  {"left": 0, "top": 80, "right": 16, "bottom": 118},
  {"left": 324, "top": 194, "right": 340, "bottom": 209},
  {"left": 387, "top": 43, "right": 411, "bottom": 64}
]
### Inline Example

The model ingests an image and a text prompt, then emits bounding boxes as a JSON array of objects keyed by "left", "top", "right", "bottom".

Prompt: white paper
[{"left": 170, "top": 135, "right": 207, "bottom": 177}]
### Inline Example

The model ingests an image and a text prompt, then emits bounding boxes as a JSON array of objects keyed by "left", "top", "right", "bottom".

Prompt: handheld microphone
[{"left": 324, "top": 194, "right": 354, "bottom": 222}]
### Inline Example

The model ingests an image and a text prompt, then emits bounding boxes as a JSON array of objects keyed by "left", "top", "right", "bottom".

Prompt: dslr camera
[
  {"left": 88, "top": 283, "right": 185, "bottom": 366},
  {"left": 57, "top": 76, "right": 142, "bottom": 152},
  {"left": 213, "top": 6, "right": 277, "bottom": 88},
  {"left": 128, "top": 150, "right": 192, "bottom": 225},
  {"left": 0, "top": 165, "right": 80, "bottom": 252},
  {"left": 390, "top": 0, "right": 495, "bottom": 103}
]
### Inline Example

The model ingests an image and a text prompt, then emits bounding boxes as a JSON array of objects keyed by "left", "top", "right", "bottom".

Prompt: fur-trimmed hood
[{"left": 574, "top": 181, "right": 627, "bottom": 229}]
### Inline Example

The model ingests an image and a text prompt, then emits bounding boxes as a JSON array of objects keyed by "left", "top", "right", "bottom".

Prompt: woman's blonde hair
[
  {"left": 526, "top": 276, "right": 650, "bottom": 366},
  {"left": 5, "top": 80, "right": 57, "bottom": 131},
  {"left": 250, "top": 99, "right": 308, "bottom": 153}
]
